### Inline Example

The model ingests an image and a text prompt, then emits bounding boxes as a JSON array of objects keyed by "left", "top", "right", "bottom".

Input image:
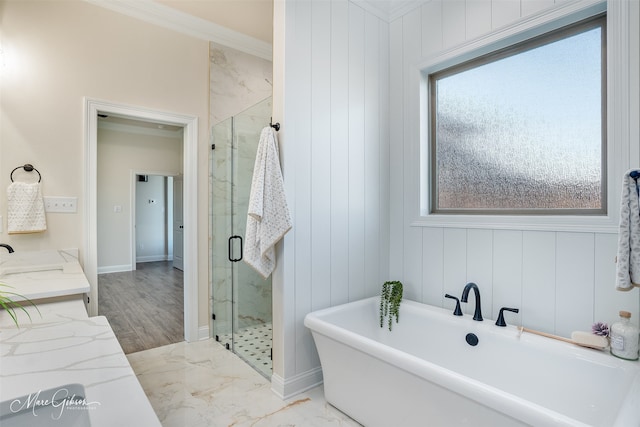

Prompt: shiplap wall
[
  {"left": 389, "top": 0, "right": 640, "bottom": 338},
  {"left": 273, "top": 0, "right": 390, "bottom": 396},
  {"left": 273, "top": 0, "right": 639, "bottom": 397}
]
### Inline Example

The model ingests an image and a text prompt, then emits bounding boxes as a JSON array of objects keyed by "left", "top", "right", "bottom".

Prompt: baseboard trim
[
  {"left": 97, "top": 264, "right": 132, "bottom": 274},
  {"left": 271, "top": 367, "right": 323, "bottom": 400},
  {"left": 198, "top": 325, "right": 210, "bottom": 341},
  {"left": 136, "top": 255, "right": 169, "bottom": 263}
]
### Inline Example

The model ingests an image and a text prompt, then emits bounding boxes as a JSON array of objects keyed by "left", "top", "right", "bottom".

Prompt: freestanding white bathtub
[{"left": 304, "top": 297, "right": 640, "bottom": 427}]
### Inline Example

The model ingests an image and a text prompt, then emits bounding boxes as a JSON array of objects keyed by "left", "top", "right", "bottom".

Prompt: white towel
[
  {"left": 7, "top": 182, "right": 47, "bottom": 234},
  {"left": 616, "top": 170, "right": 640, "bottom": 291},
  {"left": 244, "top": 127, "right": 292, "bottom": 279}
]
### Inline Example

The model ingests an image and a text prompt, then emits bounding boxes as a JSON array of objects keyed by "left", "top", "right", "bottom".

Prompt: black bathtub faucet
[
  {"left": 0, "top": 244, "right": 14, "bottom": 253},
  {"left": 461, "top": 282, "right": 483, "bottom": 321},
  {"left": 444, "top": 294, "right": 463, "bottom": 316},
  {"left": 495, "top": 307, "right": 520, "bottom": 327}
]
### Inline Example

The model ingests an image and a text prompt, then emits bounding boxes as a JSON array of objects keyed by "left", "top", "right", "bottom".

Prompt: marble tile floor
[{"left": 127, "top": 339, "right": 362, "bottom": 427}]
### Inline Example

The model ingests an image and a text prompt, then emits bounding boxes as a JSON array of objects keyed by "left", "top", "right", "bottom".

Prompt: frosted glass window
[{"left": 430, "top": 16, "right": 606, "bottom": 214}]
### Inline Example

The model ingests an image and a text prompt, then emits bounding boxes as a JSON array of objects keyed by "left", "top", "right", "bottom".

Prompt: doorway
[
  {"left": 84, "top": 98, "right": 199, "bottom": 342},
  {"left": 172, "top": 175, "right": 184, "bottom": 271},
  {"left": 130, "top": 172, "right": 181, "bottom": 271}
]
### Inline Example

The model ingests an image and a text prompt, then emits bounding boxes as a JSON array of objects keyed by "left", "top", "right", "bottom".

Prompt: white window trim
[{"left": 411, "top": 0, "right": 634, "bottom": 234}]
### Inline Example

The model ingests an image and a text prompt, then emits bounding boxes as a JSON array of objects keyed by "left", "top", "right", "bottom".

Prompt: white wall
[
  {"left": 389, "top": 0, "right": 640, "bottom": 338},
  {"left": 0, "top": 1, "right": 211, "bottom": 327},
  {"left": 272, "top": 0, "right": 390, "bottom": 397}
]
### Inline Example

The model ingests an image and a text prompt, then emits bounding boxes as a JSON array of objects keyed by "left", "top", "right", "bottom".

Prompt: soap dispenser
[{"left": 610, "top": 311, "right": 639, "bottom": 361}]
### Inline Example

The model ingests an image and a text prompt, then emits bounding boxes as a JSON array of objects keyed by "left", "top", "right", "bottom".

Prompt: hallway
[{"left": 99, "top": 261, "right": 184, "bottom": 354}]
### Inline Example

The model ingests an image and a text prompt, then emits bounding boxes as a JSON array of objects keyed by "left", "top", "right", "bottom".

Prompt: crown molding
[
  {"left": 352, "top": 0, "right": 429, "bottom": 23},
  {"left": 388, "top": 0, "right": 429, "bottom": 22},
  {"left": 350, "top": 0, "right": 392, "bottom": 21},
  {"left": 84, "top": 0, "right": 272, "bottom": 60}
]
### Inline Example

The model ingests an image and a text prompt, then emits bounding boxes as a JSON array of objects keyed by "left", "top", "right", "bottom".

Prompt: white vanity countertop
[
  {"left": 0, "top": 316, "right": 161, "bottom": 426},
  {"left": 0, "top": 249, "right": 90, "bottom": 301},
  {"left": 0, "top": 296, "right": 88, "bottom": 329}
]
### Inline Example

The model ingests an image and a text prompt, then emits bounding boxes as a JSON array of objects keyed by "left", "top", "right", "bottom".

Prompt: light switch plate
[{"left": 44, "top": 196, "right": 78, "bottom": 213}]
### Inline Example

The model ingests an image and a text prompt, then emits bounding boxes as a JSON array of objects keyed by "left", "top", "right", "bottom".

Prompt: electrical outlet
[{"left": 44, "top": 196, "right": 78, "bottom": 213}]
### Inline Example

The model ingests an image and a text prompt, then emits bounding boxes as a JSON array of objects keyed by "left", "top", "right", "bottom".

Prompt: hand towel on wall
[
  {"left": 616, "top": 170, "right": 640, "bottom": 290},
  {"left": 7, "top": 182, "right": 47, "bottom": 234},
  {"left": 244, "top": 127, "right": 292, "bottom": 279}
]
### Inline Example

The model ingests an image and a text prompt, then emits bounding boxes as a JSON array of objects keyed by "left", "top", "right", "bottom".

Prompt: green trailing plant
[
  {"left": 379, "top": 281, "right": 403, "bottom": 331},
  {"left": 0, "top": 283, "right": 40, "bottom": 328}
]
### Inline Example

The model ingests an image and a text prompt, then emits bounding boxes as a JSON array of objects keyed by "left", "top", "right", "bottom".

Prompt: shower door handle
[{"left": 228, "top": 235, "right": 243, "bottom": 262}]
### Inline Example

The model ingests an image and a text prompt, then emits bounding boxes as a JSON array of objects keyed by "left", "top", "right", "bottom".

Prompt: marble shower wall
[
  {"left": 209, "top": 42, "right": 273, "bottom": 339},
  {"left": 210, "top": 43, "right": 273, "bottom": 124}
]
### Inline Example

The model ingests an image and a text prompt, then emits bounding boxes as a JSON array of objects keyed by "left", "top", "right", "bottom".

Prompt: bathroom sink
[
  {"left": 0, "top": 250, "right": 69, "bottom": 276},
  {"left": 0, "top": 383, "right": 92, "bottom": 426}
]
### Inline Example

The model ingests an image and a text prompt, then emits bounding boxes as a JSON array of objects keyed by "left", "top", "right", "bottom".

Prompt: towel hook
[
  {"left": 10, "top": 164, "right": 42, "bottom": 183},
  {"left": 270, "top": 117, "right": 280, "bottom": 132}
]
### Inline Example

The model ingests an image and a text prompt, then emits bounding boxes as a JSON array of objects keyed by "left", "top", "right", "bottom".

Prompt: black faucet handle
[
  {"left": 444, "top": 294, "right": 463, "bottom": 316},
  {"left": 495, "top": 307, "right": 519, "bottom": 327}
]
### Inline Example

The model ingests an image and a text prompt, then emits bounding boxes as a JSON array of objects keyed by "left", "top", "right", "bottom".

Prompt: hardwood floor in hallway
[{"left": 98, "top": 261, "right": 184, "bottom": 354}]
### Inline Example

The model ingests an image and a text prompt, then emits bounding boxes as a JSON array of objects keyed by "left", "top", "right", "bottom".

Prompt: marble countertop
[
  {"left": 0, "top": 249, "right": 90, "bottom": 301},
  {"left": 0, "top": 316, "right": 161, "bottom": 426},
  {"left": 0, "top": 296, "right": 88, "bottom": 329},
  {"left": 0, "top": 252, "right": 160, "bottom": 426}
]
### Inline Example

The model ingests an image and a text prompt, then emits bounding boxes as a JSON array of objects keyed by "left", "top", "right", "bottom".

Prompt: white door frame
[
  {"left": 84, "top": 97, "right": 199, "bottom": 342},
  {"left": 130, "top": 170, "right": 179, "bottom": 269}
]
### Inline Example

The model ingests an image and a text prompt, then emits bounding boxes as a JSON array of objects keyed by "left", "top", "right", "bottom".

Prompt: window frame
[
  {"left": 412, "top": 0, "right": 629, "bottom": 234},
  {"left": 429, "top": 15, "right": 607, "bottom": 216}
]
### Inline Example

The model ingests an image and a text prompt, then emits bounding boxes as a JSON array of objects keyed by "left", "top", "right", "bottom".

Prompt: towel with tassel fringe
[{"left": 7, "top": 182, "right": 47, "bottom": 234}]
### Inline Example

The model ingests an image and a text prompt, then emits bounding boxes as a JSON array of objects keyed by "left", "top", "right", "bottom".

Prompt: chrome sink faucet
[
  {"left": 0, "top": 244, "right": 14, "bottom": 253},
  {"left": 461, "top": 282, "right": 483, "bottom": 321}
]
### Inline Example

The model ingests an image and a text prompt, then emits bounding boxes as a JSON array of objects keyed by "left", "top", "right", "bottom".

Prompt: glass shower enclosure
[{"left": 211, "top": 97, "right": 273, "bottom": 378}]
